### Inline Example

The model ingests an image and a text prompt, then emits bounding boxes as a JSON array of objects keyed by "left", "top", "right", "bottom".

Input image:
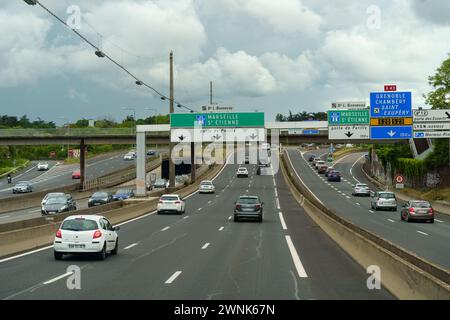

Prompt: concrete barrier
[
  {"left": 281, "top": 150, "right": 450, "bottom": 299},
  {"left": 0, "top": 161, "right": 224, "bottom": 259}
]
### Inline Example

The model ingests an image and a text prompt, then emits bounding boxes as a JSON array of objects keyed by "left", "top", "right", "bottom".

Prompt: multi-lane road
[
  {"left": 286, "top": 147, "right": 450, "bottom": 270},
  {"left": 0, "top": 155, "right": 393, "bottom": 300}
]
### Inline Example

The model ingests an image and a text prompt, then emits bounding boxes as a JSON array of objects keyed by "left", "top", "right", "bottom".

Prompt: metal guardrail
[{"left": 0, "top": 128, "right": 170, "bottom": 137}]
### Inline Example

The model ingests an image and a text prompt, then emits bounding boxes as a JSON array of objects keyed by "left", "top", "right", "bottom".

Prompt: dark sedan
[
  {"left": 234, "top": 196, "right": 263, "bottom": 222},
  {"left": 327, "top": 171, "right": 341, "bottom": 182},
  {"left": 88, "top": 191, "right": 113, "bottom": 207},
  {"left": 41, "top": 196, "right": 77, "bottom": 215},
  {"left": 112, "top": 189, "right": 135, "bottom": 201},
  {"left": 308, "top": 154, "right": 317, "bottom": 162}
]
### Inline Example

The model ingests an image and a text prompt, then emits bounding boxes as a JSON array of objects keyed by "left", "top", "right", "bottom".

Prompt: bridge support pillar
[
  {"left": 190, "top": 142, "right": 196, "bottom": 183},
  {"left": 80, "top": 139, "right": 86, "bottom": 190},
  {"left": 136, "top": 131, "right": 146, "bottom": 197}
]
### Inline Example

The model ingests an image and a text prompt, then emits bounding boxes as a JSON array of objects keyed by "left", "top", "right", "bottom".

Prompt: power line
[{"left": 27, "top": 0, "right": 196, "bottom": 113}]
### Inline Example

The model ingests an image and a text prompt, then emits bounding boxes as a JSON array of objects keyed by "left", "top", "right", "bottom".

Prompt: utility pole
[
  {"left": 169, "top": 51, "right": 175, "bottom": 188},
  {"left": 210, "top": 81, "right": 213, "bottom": 105}
]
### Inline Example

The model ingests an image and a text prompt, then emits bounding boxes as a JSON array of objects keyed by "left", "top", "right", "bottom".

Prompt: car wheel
[
  {"left": 54, "top": 251, "right": 63, "bottom": 260},
  {"left": 234, "top": 216, "right": 239, "bottom": 222},
  {"left": 98, "top": 244, "right": 107, "bottom": 260},
  {"left": 157, "top": 210, "right": 160, "bottom": 215},
  {"left": 406, "top": 214, "right": 411, "bottom": 222},
  {"left": 258, "top": 216, "right": 263, "bottom": 223},
  {"left": 111, "top": 239, "right": 118, "bottom": 255},
  {"left": 429, "top": 219, "right": 434, "bottom": 224}
]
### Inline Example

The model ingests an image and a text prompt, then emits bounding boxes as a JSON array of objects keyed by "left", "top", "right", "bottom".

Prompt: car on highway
[
  {"left": 72, "top": 170, "right": 81, "bottom": 179},
  {"left": 147, "top": 149, "right": 157, "bottom": 156},
  {"left": 315, "top": 160, "right": 325, "bottom": 170},
  {"left": 53, "top": 215, "right": 119, "bottom": 260},
  {"left": 245, "top": 155, "right": 250, "bottom": 164},
  {"left": 157, "top": 194, "right": 185, "bottom": 214},
  {"left": 42, "top": 195, "right": 77, "bottom": 215},
  {"left": 258, "top": 155, "right": 271, "bottom": 167},
  {"left": 312, "top": 157, "right": 321, "bottom": 165},
  {"left": 237, "top": 167, "right": 249, "bottom": 178},
  {"left": 112, "top": 189, "right": 135, "bottom": 201},
  {"left": 308, "top": 154, "right": 317, "bottom": 162},
  {"left": 12, "top": 181, "right": 33, "bottom": 194},
  {"left": 153, "top": 178, "right": 169, "bottom": 189},
  {"left": 199, "top": 180, "right": 215, "bottom": 193},
  {"left": 37, "top": 162, "right": 49, "bottom": 171},
  {"left": 324, "top": 167, "right": 335, "bottom": 177},
  {"left": 352, "top": 183, "right": 371, "bottom": 197},
  {"left": 318, "top": 164, "right": 328, "bottom": 174},
  {"left": 371, "top": 191, "right": 397, "bottom": 211},
  {"left": 123, "top": 152, "right": 136, "bottom": 160},
  {"left": 42, "top": 192, "right": 66, "bottom": 206},
  {"left": 234, "top": 195, "right": 263, "bottom": 222},
  {"left": 400, "top": 200, "right": 434, "bottom": 223},
  {"left": 88, "top": 191, "right": 114, "bottom": 207},
  {"left": 327, "top": 171, "right": 341, "bottom": 182}
]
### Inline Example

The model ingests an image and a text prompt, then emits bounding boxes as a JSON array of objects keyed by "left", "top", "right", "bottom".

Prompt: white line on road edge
[
  {"left": 124, "top": 243, "right": 138, "bottom": 250},
  {"left": 274, "top": 189, "right": 278, "bottom": 197},
  {"left": 285, "top": 235, "right": 308, "bottom": 278},
  {"left": 275, "top": 197, "right": 281, "bottom": 210},
  {"left": 417, "top": 231, "right": 429, "bottom": 236},
  {"left": 349, "top": 154, "right": 366, "bottom": 183},
  {"left": 387, "top": 219, "right": 395, "bottom": 223},
  {"left": 161, "top": 226, "right": 170, "bottom": 232},
  {"left": 435, "top": 219, "right": 444, "bottom": 223},
  {"left": 0, "top": 215, "right": 11, "bottom": 219},
  {"left": 219, "top": 226, "right": 224, "bottom": 231},
  {"left": 202, "top": 243, "right": 210, "bottom": 250},
  {"left": 43, "top": 272, "right": 73, "bottom": 285},
  {"left": 165, "top": 271, "right": 182, "bottom": 284},
  {"left": 0, "top": 245, "right": 53, "bottom": 263},
  {"left": 279, "top": 212, "right": 287, "bottom": 230}
]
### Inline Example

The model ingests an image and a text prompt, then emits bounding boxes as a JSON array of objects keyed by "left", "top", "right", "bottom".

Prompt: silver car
[
  {"left": 371, "top": 191, "right": 397, "bottom": 211},
  {"left": 199, "top": 180, "right": 215, "bottom": 194},
  {"left": 352, "top": 183, "right": 371, "bottom": 197},
  {"left": 12, "top": 181, "right": 33, "bottom": 194}
]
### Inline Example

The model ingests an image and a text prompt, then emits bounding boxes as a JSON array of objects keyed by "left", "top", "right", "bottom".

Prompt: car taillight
[
  {"left": 236, "top": 204, "right": 241, "bottom": 210},
  {"left": 56, "top": 230, "right": 62, "bottom": 238},
  {"left": 255, "top": 204, "right": 261, "bottom": 210},
  {"left": 175, "top": 201, "right": 181, "bottom": 204},
  {"left": 93, "top": 230, "right": 102, "bottom": 239},
  {"left": 409, "top": 208, "right": 415, "bottom": 213},
  {"left": 428, "top": 208, "right": 434, "bottom": 215},
  {"left": 159, "top": 200, "right": 164, "bottom": 204}
]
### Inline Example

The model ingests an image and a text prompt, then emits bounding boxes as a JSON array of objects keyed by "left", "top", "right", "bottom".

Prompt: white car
[
  {"left": 371, "top": 191, "right": 397, "bottom": 211},
  {"left": 123, "top": 152, "right": 136, "bottom": 160},
  {"left": 237, "top": 167, "right": 249, "bottom": 178},
  {"left": 53, "top": 215, "right": 119, "bottom": 260},
  {"left": 199, "top": 180, "right": 215, "bottom": 193},
  {"left": 157, "top": 194, "right": 185, "bottom": 214},
  {"left": 37, "top": 162, "right": 49, "bottom": 171},
  {"left": 352, "top": 183, "right": 371, "bottom": 197},
  {"left": 315, "top": 160, "right": 325, "bottom": 169}
]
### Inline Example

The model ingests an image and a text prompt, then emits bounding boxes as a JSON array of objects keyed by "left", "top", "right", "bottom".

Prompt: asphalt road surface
[
  {"left": 287, "top": 147, "right": 450, "bottom": 270},
  {"left": 0, "top": 157, "right": 393, "bottom": 300}
]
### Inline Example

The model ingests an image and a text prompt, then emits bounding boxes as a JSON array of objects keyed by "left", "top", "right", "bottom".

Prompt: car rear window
[
  {"left": 411, "top": 201, "right": 431, "bottom": 208},
  {"left": 161, "top": 196, "right": 179, "bottom": 201},
  {"left": 238, "top": 197, "right": 259, "bottom": 204},
  {"left": 379, "top": 193, "right": 395, "bottom": 199},
  {"left": 46, "top": 197, "right": 66, "bottom": 204},
  {"left": 61, "top": 219, "right": 98, "bottom": 231}
]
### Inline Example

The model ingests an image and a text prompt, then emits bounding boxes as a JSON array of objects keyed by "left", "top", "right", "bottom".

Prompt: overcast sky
[{"left": 1, "top": 0, "right": 450, "bottom": 124}]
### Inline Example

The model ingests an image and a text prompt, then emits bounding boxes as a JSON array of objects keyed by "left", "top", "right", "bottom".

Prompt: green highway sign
[
  {"left": 328, "top": 110, "right": 370, "bottom": 125},
  {"left": 171, "top": 112, "right": 265, "bottom": 128}
]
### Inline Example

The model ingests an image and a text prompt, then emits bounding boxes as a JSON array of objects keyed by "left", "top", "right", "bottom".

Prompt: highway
[
  {"left": 0, "top": 151, "right": 139, "bottom": 199},
  {"left": 0, "top": 157, "right": 393, "bottom": 300},
  {"left": 287, "top": 147, "right": 450, "bottom": 270}
]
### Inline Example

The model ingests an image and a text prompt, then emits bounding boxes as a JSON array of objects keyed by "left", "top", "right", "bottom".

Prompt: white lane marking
[
  {"left": 274, "top": 189, "right": 278, "bottom": 197},
  {"left": 208, "top": 201, "right": 212, "bottom": 204},
  {"left": 216, "top": 195, "right": 219, "bottom": 197},
  {"left": 198, "top": 208, "right": 202, "bottom": 211},
  {"left": 165, "top": 271, "right": 182, "bottom": 284},
  {"left": 346, "top": 196, "right": 351, "bottom": 199},
  {"left": 228, "top": 216, "right": 232, "bottom": 220},
  {"left": 279, "top": 212, "right": 287, "bottom": 230},
  {"left": 349, "top": 154, "right": 366, "bottom": 183},
  {"left": 387, "top": 219, "right": 395, "bottom": 223},
  {"left": 285, "top": 235, "right": 308, "bottom": 278},
  {"left": 0, "top": 215, "right": 11, "bottom": 219},
  {"left": 369, "top": 210, "right": 374, "bottom": 213},
  {"left": 161, "top": 226, "right": 170, "bottom": 232},
  {"left": 124, "top": 243, "right": 138, "bottom": 250},
  {"left": 275, "top": 197, "right": 281, "bottom": 210},
  {"left": 29, "top": 209, "right": 41, "bottom": 213},
  {"left": 417, "top": 231, "right": 429, "bottom": 236},
  {"left": 183, "top": 216, "right": 189, "bottom": 219},
  {"left": 0, "top": 245, "right": 53, "bottom": 263},
  {"left": 43, "top": 272, "right": 73, "bottom": 285},
  {"left": 246, "top": 189, "right": 248, "bottom": 193},
  {"left": 219, "top": 226, "right": 224, "bottom": 231},
  {"left": 201, "top": 243, "right": 210, "bottom": 250},
  {"left": 435, "top": 219, "right": 444, "bottom": 223},
  {"left": 356, "top": 203, "right": 361, "bottom": 206}
]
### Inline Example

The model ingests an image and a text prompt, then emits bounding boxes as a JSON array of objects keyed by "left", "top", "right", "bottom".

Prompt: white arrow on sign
[{"left": 387, "top": 130, "right": 396, "bottom": 137}]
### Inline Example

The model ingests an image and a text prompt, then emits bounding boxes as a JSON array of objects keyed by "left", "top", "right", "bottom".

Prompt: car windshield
[
  {"left": 116, "top": 189, "right": 130, "bottom": 195},
  {"left": 411, "top": 201, "right": 430, "bottom": 208},
  {"left": 46, "top": 197, "right": 66, "bottom": 205},
  {"left": 379, "top": 193, "right": 395, "bottom": 199},
  {"left": 161, "top": 196, "right": 179, "bottom": 201},
  {"left": 357, "top": 184, "right": 368, "bottom": 188},
  {"left": 61, "top": 219, "right": 98, "bottom": 231},
  {"left": 238, "top": 197, "right": 259, "bottom": 204},
  {"left": 92, "top": 192, "right": 108, "bottom": 198}
]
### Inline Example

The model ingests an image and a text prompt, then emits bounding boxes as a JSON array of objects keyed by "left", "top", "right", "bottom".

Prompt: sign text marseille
[{"left": 171, "top": 112, "right": 265, "bottom": 128}]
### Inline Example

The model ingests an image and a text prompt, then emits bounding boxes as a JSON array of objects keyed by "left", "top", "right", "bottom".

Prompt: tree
[{"left": 424, "top": 53, "right": 450, "bottom": 110}]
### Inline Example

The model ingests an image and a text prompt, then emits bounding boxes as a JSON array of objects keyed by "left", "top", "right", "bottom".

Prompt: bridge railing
[{"left": 0, "top": 128, "right": 169, "bottom": 137}]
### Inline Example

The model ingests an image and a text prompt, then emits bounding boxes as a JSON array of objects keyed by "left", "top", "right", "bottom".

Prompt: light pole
[{"left": 122, "top": 107, "right": 136, "bottom": 135}]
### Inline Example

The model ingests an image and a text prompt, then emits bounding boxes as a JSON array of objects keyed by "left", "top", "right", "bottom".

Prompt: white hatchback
[
  {"left": 199, "top": 180, "right": 215, "bottom": 193},
  {"left": 53, "top": 215, "right": 119, "bottom": 260},
  {"left": 237, "top": 167, "right": 249, "bottom": 177},
  {"left": 37, "top": 162, "right": 49, "bottom": 171},
  {"left": 157, "top": 194, "right": 186, "bottom": 214}
]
